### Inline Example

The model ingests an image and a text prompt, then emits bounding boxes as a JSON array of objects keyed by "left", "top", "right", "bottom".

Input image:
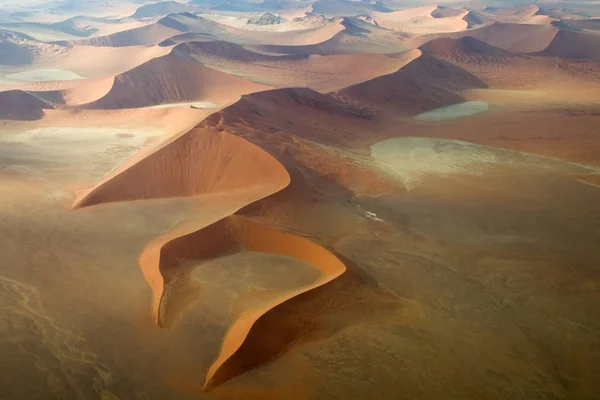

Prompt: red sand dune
[
  {"left": 413, "top": 22, "right": 559, "bottom": 53},
  {"left": 250, "top": 17, "right": 407, "bottom": 56},
  {"left": 81, "top": 53, "right": 269, "bottom": 109},
  {"left": 419, "top": 36, "right": 515, "bottom": 65},
  {"left": 72, "top": 127, "right": 289, "bottom": 208},
  {"left": 58, "top": 19, "right": 181, "bottom": 47},
  {"left": 175, "top": 41, "right": 420, "bottom": 92},
  {"left": 72, "top": 121, "right": 348, "bottom": 391},
  {"left": 534, "top": 29, "right": 600, "bottom": 60},
  {"left": 140, "top": 215, "right": 347, "bottom": 390},
  {"left": 336, "top": 52, "right": 486, "bottom": 114}
]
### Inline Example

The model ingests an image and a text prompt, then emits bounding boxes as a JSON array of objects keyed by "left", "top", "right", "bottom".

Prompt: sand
[
  {"left": 2, "top": 1, "right": 600, "bottom": 398},
  {"left": 82, "top": 53, "right": 270, "bottom": 109},
  {"left": 5, "top": 68, "right": 85, "bottom": 81},
  {"left": 415, "top": 101, "right": 489, "bottom": 121},
  {"left": 370, "top": 137, "right": 596, "bottom": 190}
]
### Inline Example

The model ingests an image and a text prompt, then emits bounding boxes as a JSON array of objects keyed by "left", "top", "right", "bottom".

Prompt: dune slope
[
  {"left": 336, "top": 52, "right": 487, "bottom": 114},
  {"left": 82, "top": 53, "right": 269, "bottom": 109}
]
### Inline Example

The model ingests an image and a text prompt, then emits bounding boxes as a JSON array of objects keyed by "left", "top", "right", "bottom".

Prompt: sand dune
[
  {"left": 420, "top": 36, "right": 515, "bottom": 64},
  {"left": 251, "top": 17, "right": 408, "bottom": 56},
  {"left": 0, "top": 89, "right": 53, "bottom": 120},
  {"left": 81, "top": 53, "right": 269, "bottom": 109},
  {"left": 68, "top": 12, "right": 344, "bottom": 48},
  {"left": 131, "top": 1, "right": 196, "bottom": 19},
  {"left": 190, "top": 216, "right": 346, "bottom": 390},
  {"left": 418, "top": 36, "right": 600, "bottom": 94},
  {"left": 337, "top": 52, "right": 486, "bottom": 114},
  {"left": 534, "top": 29, "right": 600, "bottom": 60},
  {"left": 555, "top": 18, "right": 600, "bottom": 32},
  {"left": 0, "top": 35, "right": 171, "bottom": 80},
  {"left": 412, "top": 22, "right": 559, "bottom": 53},
  {"left": 175, "top": 41, "right": 420, "bottom": 92},
  {"left": 58, "top": 14, "right": 191, "bottom": 47},
  {"left": 72, "top": 126, "right": 289, "bottom": 208},
  {"left": 371, "top": 6, "right": 469, "bottom": 34},
  {"left": 51, "top": 44, "right": 173, "bottom": 79},
  {"left": 432, "top": 6, "right": 467, "bottom": 19}
]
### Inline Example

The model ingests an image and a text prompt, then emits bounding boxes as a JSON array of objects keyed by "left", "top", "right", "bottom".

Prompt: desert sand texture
[{"left": 1, "top": 0, "right": 600, "bottom": 399}]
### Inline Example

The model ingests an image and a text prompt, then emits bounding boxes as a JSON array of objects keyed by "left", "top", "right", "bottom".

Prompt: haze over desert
[{"left": 1, "top": 0, "right": 599, "bottom": 399}]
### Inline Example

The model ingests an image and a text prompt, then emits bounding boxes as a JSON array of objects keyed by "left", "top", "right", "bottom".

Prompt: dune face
[
  {"left": 2, "top": 0, "right": 600, "bottom": 399},
  {"left": 81, "top": 53, "right": 269, "bottom": 109},
  {"left": 337, "top": 52, "right": 486, "bottom": 114},
  {"left": 0, "top": 90, "right": 52, "bottom": 120},
  {"left": 73, "top": 127, "right": 290, "bottom": 207},
  {"left": 535, "top": 29, "right": 600, "bottom": 60},
  {"left": 142, "top": 215, "right": 346, "bottom": 390}
]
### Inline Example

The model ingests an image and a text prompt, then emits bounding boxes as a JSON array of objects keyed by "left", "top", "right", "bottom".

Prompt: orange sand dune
[
  {"left": 371, "top": 6, "right": 469, "bottom": 34},
  {"left": 156, "top": 215, "right": 347, "bottom": 391},
  {"left": 1, "top": 76, "right": 115, "bottom": 107},
  {"left": 57, "top": 19, "right": 181, "bottom": 47},
  {"left": 65, "top": 12, "right": 344, "bottom": 48},
  {"left": 81, "top": 53, "right": 269, "bottom": 109},
  {"left": 175, "top": 41, "right": 421, "bottom": 92},
  {"left": 52, "top": 44, "right": 173, "bottom": 78},
  {"left": 418, "top": 36, "right": 600, "bottom": 93},
  {"left": 534, "top": 29, "right": 600, "bottom": 60},
  {"left": 412, "top": 21, "right": 559, "bottom": 53},
  {"left": 69, "top": 123, "right": 346, "bottom": 391},
  {"left": 419, "top": 36, "right": 515, "bottom": 64},
  {"left": 250, "top": 17, "right": 408, "bottom": 56},
  {"left": 336, "top": 52, "right": 486, "bottom": 114},
  {"left": 72, "top": 126, "right": 289, "bottom": 208}
]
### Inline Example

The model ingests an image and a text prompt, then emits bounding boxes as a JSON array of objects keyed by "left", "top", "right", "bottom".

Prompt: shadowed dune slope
[
  {"left": 414, "top": 22, "right": 558, "bottom": 53},
  {"left": 73, "top": 127, "right": 290, "bottom": 208},
  {"left": 432, "top": 6, "right": 466, "bottom": 19},
  {"left": 175, "top": 41, "right": 420, "bottom": 92},
  {"left": 131, "top": 1, "right": 195, "bottom": 19},
  {"left": 58, "top": 19, "right": 182, "bottom": 47},
  {"left": 4, "top": 77, "right": 116, "bottom": 107},
  {"left": 419, "top": 36, "right": 515, "bottom": 63},
  {"left": 0, "top": 90, "right": 53, "bottom": 120},
  {"left": 173, "top": 40, "right": 301, "bottom": 63},
  {"left": 534, "top": 29, "right": 600, "bottom": 59},
  {"left": 336, "top": 53, "right": 487, "bottom": 114},
  {"left": 81, "top": 53, "right": 269, "bottom": 109}
]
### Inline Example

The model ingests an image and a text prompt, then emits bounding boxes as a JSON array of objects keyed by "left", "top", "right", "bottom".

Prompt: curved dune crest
[
  {"left": 534, "top": 29, "right": 600, "bottom": 60},
  {"left": 60, "top": 76, "right": 115, "bottom": 106},
  {"left": 412, "top": 22, "right": 559, "bottom": 53},
  {"left": 139, "top": 214, "right": 347, "bottom": 390},
  {"left": 175, "top": 41, "right": 421, "bottom": 92},
  {"left": 81, "top": 53, "right": 270, "bottom": 109},
  {"left": 337, "top": 52, "right": 486, "bottom": 114},
  {"left": 73, "top": 126, "right": 289, "bottom": 208}
]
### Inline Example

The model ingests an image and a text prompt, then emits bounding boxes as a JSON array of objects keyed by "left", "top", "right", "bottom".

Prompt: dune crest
[{"left": 72, "top": 120, "right": 348, "bottom": 390}]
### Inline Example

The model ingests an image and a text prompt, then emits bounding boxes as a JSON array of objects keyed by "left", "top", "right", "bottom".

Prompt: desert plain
[{"left": 0, "top": 0, "right": 599, "bottom": 399}]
